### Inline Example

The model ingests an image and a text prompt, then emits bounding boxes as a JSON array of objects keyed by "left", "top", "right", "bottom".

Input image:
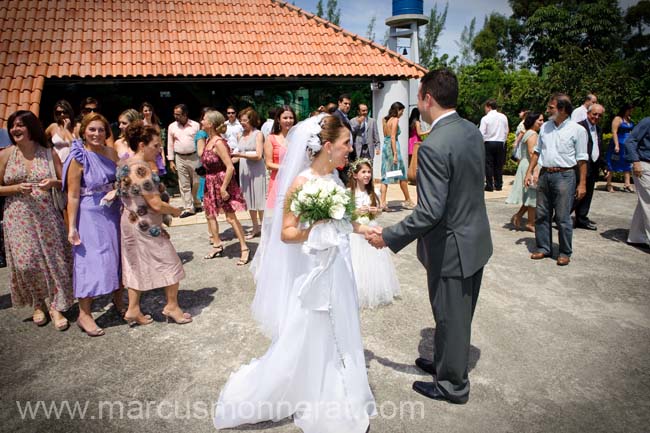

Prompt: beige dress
[{"left": 117, "top": 159, "right": 184, "bottom": 291}]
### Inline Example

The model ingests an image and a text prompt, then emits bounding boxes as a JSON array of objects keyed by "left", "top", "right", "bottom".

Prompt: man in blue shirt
[
  {"left": 624, "top": 117, "right": 650, "bottom": 247},
  {"left": 525, "top": 93, "right": 588, "bottom": 266}
]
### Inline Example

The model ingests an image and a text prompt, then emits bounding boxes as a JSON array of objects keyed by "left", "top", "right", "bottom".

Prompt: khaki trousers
[{"left": 175, "top": 152, "right": 201, "bottom": 211}]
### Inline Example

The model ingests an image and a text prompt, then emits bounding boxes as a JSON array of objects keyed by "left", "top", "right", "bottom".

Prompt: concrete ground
[{"left": 0, "top": 179, "right": 648, "bottom": 433}]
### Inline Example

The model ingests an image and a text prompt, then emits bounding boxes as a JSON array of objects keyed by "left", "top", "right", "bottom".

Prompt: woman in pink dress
[
  {"left": 117, "top": 121, "right": 189, "bottom": 326},
  {"left": 201, "top": 110, "right": 249, "bottom": 264},
  {"left": 264, "top": 105, "right": 295, "bottom": 209}
]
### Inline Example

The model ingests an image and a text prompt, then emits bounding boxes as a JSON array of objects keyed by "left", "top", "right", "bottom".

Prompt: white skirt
[{"left": 350, "top": 232, "right": 401, "bottom": 308}]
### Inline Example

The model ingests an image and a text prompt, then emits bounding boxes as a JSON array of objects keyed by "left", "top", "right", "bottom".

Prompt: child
[{"left": 348, "top": 158, "right": 400, "bottom": 308}]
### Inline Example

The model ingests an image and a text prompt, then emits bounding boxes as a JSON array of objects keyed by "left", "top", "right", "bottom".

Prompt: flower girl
[{"left": 348, "top": 158, "right": 400, "bottom": 308}]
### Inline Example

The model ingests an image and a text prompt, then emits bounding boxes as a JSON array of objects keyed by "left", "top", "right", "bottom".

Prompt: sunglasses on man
[{"left": 82, "top": 107, "right": 98, "bottom": 114}]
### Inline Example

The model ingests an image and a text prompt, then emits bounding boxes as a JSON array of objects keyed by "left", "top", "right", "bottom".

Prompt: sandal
[
  {"left": 245, "top": 229, "right": 261, "bottom": 240},
  {"left": 511, "top": 214, "right": 521, "bottom": 230},
  {"left": 623, "top": 185, "right": 635, "bottom": 193},
  {"left": 77, "top": 322, "right": 105, "bottom": 337},
  {"left": 32, "top": 308, "right": 48, "bottom": 326},
  {"left": 124, "top": 314, "right": 153, "bottom": 328},
  {"left": 204, "top": 244, "right": 224, "bottom": 259},
  {"left": 162, "top": 309, "right": 192, "bottom": 325},
  {"left": 606, "top": 184, "right": 614, "bottom": 193},
  {"left": 525, "top": 225, "right": 536, "bottom": 233},
  {"left": 237, "top": 248, "right": 250, "bottom": 266},
  {"left": 49, "top": 307, "right": 69, "bottom": 331},
  {"left": 402, "top": 201, "right": 416, "bottom": 210}
]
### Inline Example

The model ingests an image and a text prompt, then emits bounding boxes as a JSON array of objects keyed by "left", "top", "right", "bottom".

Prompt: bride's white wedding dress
[{"left": 214, "top": 169, "right": 376, "bottom": 433}]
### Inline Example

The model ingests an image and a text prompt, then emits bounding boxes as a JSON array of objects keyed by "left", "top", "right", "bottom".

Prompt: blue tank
[{"left": 392, "top": 0, "right": 423, "bottom": 16}]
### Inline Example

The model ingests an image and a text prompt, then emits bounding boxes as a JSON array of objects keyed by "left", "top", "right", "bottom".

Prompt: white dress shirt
[
  {"left": 571, "top": 105, "right": 588, "bottom": 123},
  {"left": 224, "top": 120, "right": 243, "bottom": 150},
  {"left": 260, "top": 119, "right": 274, "bottom": 138},
  {"left": 535, "top": 119, "right": 589, "bottom": 167},
  {"left": 479, "top": 110, "right": 509, "bottom": 142}
]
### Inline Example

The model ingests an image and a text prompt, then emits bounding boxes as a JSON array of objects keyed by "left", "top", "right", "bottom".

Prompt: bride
[{"left": 214, "top": 114, "right": 376, "bottom": 432}]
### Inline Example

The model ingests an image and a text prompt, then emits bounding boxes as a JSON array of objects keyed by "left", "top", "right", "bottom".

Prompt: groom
[{"left": 367, "top": 68, "right": 493, "bottom": 404}]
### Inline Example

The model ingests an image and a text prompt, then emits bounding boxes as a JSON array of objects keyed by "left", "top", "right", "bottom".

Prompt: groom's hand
[{"left": 365, "top": 226, "right": 386, "bottom": 249}]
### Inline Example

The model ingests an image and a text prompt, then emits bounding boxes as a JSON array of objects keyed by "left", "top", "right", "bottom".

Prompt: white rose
[
  {"left": 357, "top": 215, "right": 370, "bottom": 225},
  {"left": 330, "top": 203, "right": 345, "bottom": 220}
]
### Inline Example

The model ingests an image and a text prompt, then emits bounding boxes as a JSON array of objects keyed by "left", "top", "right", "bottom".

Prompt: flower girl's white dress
[
  {"left": 349, "top": 189, "right": 400, "bottom": 308},
  {"left": 214, "top": 170, "right": 376, "bottom": 433}
]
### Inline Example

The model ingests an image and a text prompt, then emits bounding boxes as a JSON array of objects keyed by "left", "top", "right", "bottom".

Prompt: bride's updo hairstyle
[
  {"left": 307, "top": 114, "right": 345, "bottom": 160},
  {"left": 204, "top": 110, "right": 228, "bottom": 135},
  {"left": 125, "top": 120, "right": 160, "bottom": 152}
]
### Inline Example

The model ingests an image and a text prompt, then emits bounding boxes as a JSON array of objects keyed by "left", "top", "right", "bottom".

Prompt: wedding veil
[{"left": 249, "top": 113, "right": 328, "bottom": 340}]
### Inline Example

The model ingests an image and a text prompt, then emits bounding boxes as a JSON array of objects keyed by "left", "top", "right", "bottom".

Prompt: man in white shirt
[
  {"left": 260, "top": 108, "right": 277, "bottom": 139},
  {"left": 574, "top": 104, "right": 605, "bottom": 230},
  {"left": 570, "top": 94, "right": 597, "bottom": 123},
  {"left": 525, "top": 93, "right": 588, "bottom": 266},
  {"left": 224, "top": 106, "right": 243, "bottom": 180},
  {"left": 479, "top": 99, "right": 509, "bottom": 191},
  {"left": 167, "top": 104, "right": 201, "bottom": 217}
]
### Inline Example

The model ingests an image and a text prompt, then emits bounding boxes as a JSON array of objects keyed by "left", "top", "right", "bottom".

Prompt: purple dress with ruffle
[{"left": 62, "top": 139, "right": 121, "bottom": 298}]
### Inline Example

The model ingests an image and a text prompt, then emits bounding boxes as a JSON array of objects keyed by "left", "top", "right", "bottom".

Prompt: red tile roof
[{"left": 0, "top": 0, "right": 426, "bottom": 127}]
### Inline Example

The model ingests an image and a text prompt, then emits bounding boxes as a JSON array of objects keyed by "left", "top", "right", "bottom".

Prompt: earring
[{"left": 328, "top": 152, "right": 332, "bottom": 163}]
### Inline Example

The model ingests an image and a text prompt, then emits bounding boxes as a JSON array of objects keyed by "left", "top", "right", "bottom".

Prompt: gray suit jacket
[
  {"left": 383, "top": 112, "right": 493, "bottom": 278},
  {"left": 350, "top": 117, "right": 380, "bottom": 158}
]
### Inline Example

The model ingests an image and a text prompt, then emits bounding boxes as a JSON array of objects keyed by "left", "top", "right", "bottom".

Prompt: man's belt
[{"left": 541, "top": 166, "right": 574, "bottom": 173}]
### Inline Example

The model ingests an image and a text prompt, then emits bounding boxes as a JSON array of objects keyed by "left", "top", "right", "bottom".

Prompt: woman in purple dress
[{"left": 63, "top": 113, "right": 123, "bottom": 336}]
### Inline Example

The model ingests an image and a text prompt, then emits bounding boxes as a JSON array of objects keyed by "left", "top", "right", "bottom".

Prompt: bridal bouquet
[{"left": 288, "top": 177, "right": 355, "bottom": 226}]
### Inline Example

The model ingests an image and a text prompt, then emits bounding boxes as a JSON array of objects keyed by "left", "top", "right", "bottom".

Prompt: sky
[{"left": 291, "top": 0, "right": 640, "bottom": 59}]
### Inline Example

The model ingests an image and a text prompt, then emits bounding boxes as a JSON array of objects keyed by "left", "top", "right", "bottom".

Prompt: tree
[
  {"left": 366, "top": 15, "right": 376, "bottom": 42},
  {"left": 419, "top": 2, "right": 449, "bottom": 68},
  {"left": 472, "top": 13, "right": 524, "bottom": 67},
  {"left": 624, "top": 0, "right": 650, "bottom": 57},
  {"left": 456, "top": 17, "right": 476, "bottom": 66},
  {"left": 316, "top": 0, "right": 324, "bottom": 18},
  {"left": 326, "top": 0, "right": 341, "bottom": 25}
]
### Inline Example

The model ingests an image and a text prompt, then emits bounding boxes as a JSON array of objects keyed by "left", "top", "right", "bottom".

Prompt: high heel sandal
[
  {"left": 32, "top": 307, "right": 48, "bottom": 326},
  {"left": 510, "top": 214, "right": 521, "bottom": 230},
  {"left": 245, "top": 229, "right": 261, "bottom": 240},
  {"left": 49, "top": 307, "right": 69, "bottom": 331},
  {"left": 124, "top": 314, "right": 153, "bottom": 328},
  {"left": 204, "top": 244, "right": 224, "bottom": 259},
  {"left": 162, "top": 309, "right": 192, "bottom": 325},
  {"left": 237, "top": 248, "right": 250, "bottom": 266},
  {"left": 77, "top": 321, "right": 105, "bottom": 337},
  {"left": 623, "top": 185, "right": 635, "bottom": 193}
]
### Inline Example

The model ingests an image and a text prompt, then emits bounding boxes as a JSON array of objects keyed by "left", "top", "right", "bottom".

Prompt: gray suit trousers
[{"left": 428, "top": 267, "right": 483, "bottom": 403}]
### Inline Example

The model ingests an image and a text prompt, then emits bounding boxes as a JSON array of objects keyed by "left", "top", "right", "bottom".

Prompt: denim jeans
[{"left": 535, "top": 170, "right": 576, "bottom": 257}]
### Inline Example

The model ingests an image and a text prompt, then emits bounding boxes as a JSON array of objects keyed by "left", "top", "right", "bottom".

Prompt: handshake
[{"left": 364, "top": 226, "right": 386, "bottom": 249}]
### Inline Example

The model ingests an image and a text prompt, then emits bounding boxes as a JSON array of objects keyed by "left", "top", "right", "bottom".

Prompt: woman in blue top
[{"left": 606, "top": 103, "right": 635, "bottom": 193}]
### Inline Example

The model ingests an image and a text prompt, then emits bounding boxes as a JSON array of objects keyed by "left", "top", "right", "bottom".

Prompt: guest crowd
[{"left": 0, "top": 89, "right": 648, "bottom": 337}]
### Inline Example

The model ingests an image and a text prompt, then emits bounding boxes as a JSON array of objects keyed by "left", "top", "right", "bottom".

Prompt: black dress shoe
[
  {"left": 415, "top": 357, "right": 436, "bottom": 375},
  {"left": 484, "top": 186, "right": 494, "bottom": 192},
  {"left": 575, "top": 222, "right": 597, "bottom": 230},
  {"left": 412, "top": 381, "right": 467, "bottom": 404}
]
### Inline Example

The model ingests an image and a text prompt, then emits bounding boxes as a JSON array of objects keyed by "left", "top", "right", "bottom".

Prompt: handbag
[
  {"left": 195, "top": 164, "right": 207, "bottom": 177},
  {"left": 45, "top": 148, "right": 66, "bottom": 212},
  {"left": 510, "top": 140, "right": 521, "bottom": 162}
]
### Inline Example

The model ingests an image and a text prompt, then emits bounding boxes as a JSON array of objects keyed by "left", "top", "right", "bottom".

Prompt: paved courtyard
[{"left": 0, "top": 180, "right": 648, "bottom": 433}]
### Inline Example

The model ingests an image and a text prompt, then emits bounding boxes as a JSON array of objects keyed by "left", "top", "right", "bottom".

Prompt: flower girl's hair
[{"left": 348, "top": 158, "right": 379, "bottom": 207}]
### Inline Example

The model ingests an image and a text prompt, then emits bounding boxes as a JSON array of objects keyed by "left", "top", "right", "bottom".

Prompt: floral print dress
[
  {"left": 2, "top": 146, "right": 74, "bottom": 311},
  {"left": 116, "top": 159, "right": 184, "bottom": 291}
]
